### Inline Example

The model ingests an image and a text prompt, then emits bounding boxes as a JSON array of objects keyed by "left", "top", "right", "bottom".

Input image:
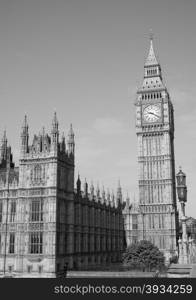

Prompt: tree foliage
[{"left": 123, "top": 240, "right": 165, "bottom": 271}]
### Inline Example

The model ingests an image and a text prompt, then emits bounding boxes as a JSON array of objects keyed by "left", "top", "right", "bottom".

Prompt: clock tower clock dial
[
  {"left": 143, "top": 104, "right": 161, "bottom": 122},
  {"left": 134, "top": 36, "right": 178, "bottom": 262}
]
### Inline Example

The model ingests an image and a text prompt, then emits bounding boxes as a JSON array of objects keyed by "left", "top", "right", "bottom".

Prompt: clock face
[{"left": 143, "top": 105, "right": 161, "bottom": 122}]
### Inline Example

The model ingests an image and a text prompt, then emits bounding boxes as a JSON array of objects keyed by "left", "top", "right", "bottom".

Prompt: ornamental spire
[
  {"left": 52, "top": 111, "right": 58, "bottom": 128},
  {"left": 51, "top": 112, "right": 59, "bottom": 150},
  {"left": 116, "top": 179, "right": 122, "bottom": 204},
  {"left": 68, "top": 124, "right": 75, "bottom": 155},
  {"left": 139, "top": 32, "right": 165, "bottom": 91},
  {"left": 76, "top": 174, "right": 81, "bottom": 194},
  {"left": 145, "top": 32, "right": 159, "bottom": 67},
  {"left": 0, "top": 130, "right": 7, "bottom": 161}
]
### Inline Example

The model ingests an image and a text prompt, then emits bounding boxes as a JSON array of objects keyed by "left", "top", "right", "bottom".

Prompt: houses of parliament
[{"left": 0, "top": 37, "right": 179, "bottom": 277}]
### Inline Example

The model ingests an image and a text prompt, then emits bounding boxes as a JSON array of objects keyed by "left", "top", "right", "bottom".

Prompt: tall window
[
  {"left": 30, "top": 164, "right": 43, "bottom": 184},
  {"left": 34, "top": 165, "right": 41, "bottom": 182},
  {"left": 9, "top": 233, "right": 15, "bottom": 254},
  {"left": 132, "top": 215, "right": 138, "bottom": 230},
  {"left": 161, "top": 214, "right": 165, "bottom": 229},
  {"left": 30, "top": 199, "right": 43, "bottom": 222},
  {"left": 10, "top": 201, "right": 16, "bottom": 222},
  {"left": 29, "top": 232, "right": 43, "bottom": 254},
  {"left": 0, "top": 201, "right": 2, "bottom": 223},
  {"left": 159, "top": 215, "right": 161, "bottom": 228}
]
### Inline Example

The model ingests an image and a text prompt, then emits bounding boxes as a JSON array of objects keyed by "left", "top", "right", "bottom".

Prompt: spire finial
[
  {"left": 51, "top": 111, "right": 58, "bottom": 134},
  {"left": 144, "top": 32, "right": 158, "bottom": 67},
  {"left": 52, "top": 111, "right": 58, "bottom": 124},
  {"left": 76, "top": 173, "right": 81, "bottom": 193},
  {"left": 118, "top": 179, "right": 121, "bottom": 189},
  {"left": 69, "top": 123, "right": 74, "bottom": 136},
  {"left": 149, "top": 29, "right": 153, "bottom": 41},
  {"left": 21, "top": 115, "right": 28, "bottom": 137},
  {"left": 84, "top": 178, "right": 88, "bottom": 196},
  {"left": 90, "top": 180, "right": 94, "bottom": 195},
  {"left": 24, "top": 114, "right": 27, "bottom": 124},
  {"left": 3, "top": 129, "right": 7, "bottom": 141}
]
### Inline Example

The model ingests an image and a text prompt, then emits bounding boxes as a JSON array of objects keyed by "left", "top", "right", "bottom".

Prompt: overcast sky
[{"left": 0, "top": 0, "right": 196, "bottom": 217}]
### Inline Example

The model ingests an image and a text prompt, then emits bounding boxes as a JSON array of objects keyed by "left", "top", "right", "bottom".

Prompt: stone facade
[
  {"left": 73, "top": 179, "right": 125, "bottom": 269},
  {"left": 0, "top": 114, "right": 125, "bottom": 278},
  {"left": 123, "top": 196, "right": 139, "bottom": 246},
  {"left": 133, "top": 37, "right": 179, "bottom": 261}
]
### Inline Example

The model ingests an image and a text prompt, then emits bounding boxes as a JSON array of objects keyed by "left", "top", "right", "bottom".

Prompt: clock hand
[{"left": 149, "top": 112, "right": 160, "bottom": 118}]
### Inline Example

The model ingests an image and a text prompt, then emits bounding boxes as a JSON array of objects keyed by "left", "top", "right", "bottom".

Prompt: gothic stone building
[
  {"left": 123, "top": 196, "right": 139, "bottom": 246},
  {"left": 0, "top": 114, "right": 125, "bottom": 277},
  {"left": 74, "top": 178, "right": 125, "bottom": 270},
  {"left": 129, "top": 37, "right": 179, "bottom": 261}
]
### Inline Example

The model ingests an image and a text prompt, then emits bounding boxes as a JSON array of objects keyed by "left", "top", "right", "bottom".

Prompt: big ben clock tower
[{"left": 135, "top": 36, "right": 178, "bottom": 260}]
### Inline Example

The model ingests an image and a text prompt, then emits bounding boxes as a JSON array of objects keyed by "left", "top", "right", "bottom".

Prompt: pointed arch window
[
  {"left": 161, "top": 214, "right": 165, "bottom": 228},
  {"left": 0, "top": 201, "right": 2, "bottom": 223},
  {"left": 30, "top": 198, "right": 43, "bottom": 222},
  {"left": 9, "top": 233, "right": 15, "bottom": 254},
  {"left": 29, "top": 232, "right": 43, "bottom": 254},
  {"left": 10, "top": 200, "right": 16, "bottom": 222},
  {"left": 30, "top": 164, "right": 43, "bottom": 184},
  {"left": 34, "top": 165, "right": 42, "bottom": 182}
]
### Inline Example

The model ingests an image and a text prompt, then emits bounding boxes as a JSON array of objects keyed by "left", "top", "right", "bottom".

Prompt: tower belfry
[{"left": 135, "top": 36, "right": 178, "bottom": 260}]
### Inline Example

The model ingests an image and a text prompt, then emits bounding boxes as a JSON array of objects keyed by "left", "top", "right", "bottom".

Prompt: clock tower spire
[
  {"left": 141, "top": 35, "right": 164, "bottom": 92},
  {"left": 145, "top": 34, "right": 158, "bottom": 66},
  {"left": 135, "top": 36, "right": 178, "bottom": 261}
]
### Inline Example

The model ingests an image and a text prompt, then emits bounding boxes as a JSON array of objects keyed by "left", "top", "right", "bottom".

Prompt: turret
[
  {"left": 83, "top": 178, "right": 88, "bottom": 197},
  {"left": 42, "top": 127, "right": 48, "bottom": 152},
  {"left": 106, "top": 189, "right": 110, "bottom": 205},
  {"left": 76, "top": 174, "right": 81, "bottom": 195},
  {"left": 116, "top": 180, "right": 122, "bottom": 205},
  {"left": 37, "top": 132, "right": 42, "bottom": 152},
  {"left": 0, "top": 132, "right": 14, "bottom": 169},
  {"left": 6, "top": 145, "right": 11, "bottom": 169},
  {"left": 0, "top": 130, "right": 7, "bottom": 161},
  {"left": 96, "top": 183, "right": 100, "bottom": 198},
  {"left": 20, "top": 115, "right": 29, "bottom": 156},
  {"left": 111, "top": 191, "right": 115, "bottom": 207},
  {"left": 90, "top": 181, "right": 94, "bottom": 197},
  {"left": 60, "top": 132, "right": 66, "bottom": 153},
  {"left": 67, "top": 124, "right": 75, "bottom": 156},
  {"left": 51, "top": 112, "right": 59, "bottom": 152},
  {"left": 102, "top": 186, "right": 106, "bottom": 203},
  {"left": 125, "top": 193, "right": 130, "bottom": 208}
]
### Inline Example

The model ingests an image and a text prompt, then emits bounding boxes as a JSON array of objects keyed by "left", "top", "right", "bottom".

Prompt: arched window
[
  {"left": 30, "top": 198, "right": 43, "bottom": 222},
  {"left": 34, "top": 165, "right": 42, "bottom": 182},
  {"left": 31, "top": 164, "right": 42, "bottom": 184}
]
